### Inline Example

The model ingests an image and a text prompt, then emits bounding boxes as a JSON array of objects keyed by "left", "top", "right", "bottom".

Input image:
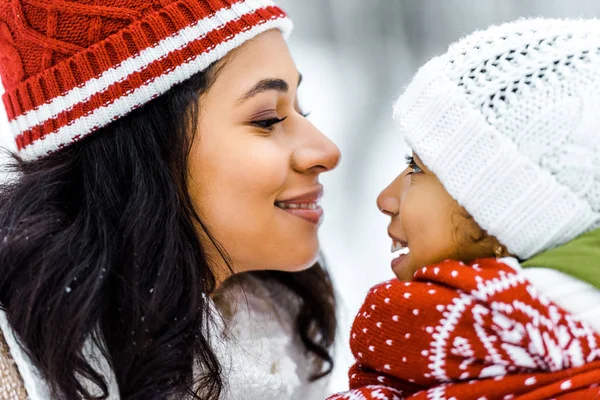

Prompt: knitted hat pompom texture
[
  {"left": 394, "top": 18, "right": 600, "bottom": 260},
  {"left": 0, "top": 0, "right": 292, "bottom": 161}
]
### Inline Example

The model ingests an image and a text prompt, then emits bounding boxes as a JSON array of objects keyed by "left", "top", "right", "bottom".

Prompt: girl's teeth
[{"left": 391, "top": 240, "right": 406, "bottom": 253}]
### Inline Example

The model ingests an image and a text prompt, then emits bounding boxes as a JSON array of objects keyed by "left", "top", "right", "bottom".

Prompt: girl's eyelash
[
  {"left": 405, "top": 154, "right": 422, "bottom": 175},
  {"left": 251, "top": 116, "right": 288, "bottom": 130},
  {"left": 405, "top": 154, "right": 418, "bottom": 169}
]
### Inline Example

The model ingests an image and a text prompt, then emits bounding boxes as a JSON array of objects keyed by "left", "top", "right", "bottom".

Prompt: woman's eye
[
  {"left": 404, "top": 154, "right": 423, "bottom": 175},
  {"left": 251, "top": 116, "right": 287, "bottom": 130}
]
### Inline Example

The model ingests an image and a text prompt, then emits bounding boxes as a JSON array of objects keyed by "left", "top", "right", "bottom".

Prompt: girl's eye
[
  {"left": 251, "top": 116, "right": 288, "bottom": 130},
  {"left": 404, "top": 154, "right": 423, "bottom": 175}
]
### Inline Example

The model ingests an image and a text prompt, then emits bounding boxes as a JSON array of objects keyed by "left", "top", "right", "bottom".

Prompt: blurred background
[
  {"left": 274, "top": 0, "right": 600, "bottom": 393},
  {"left": 2, "top": 0, "right": 600, "bottom": 395}
]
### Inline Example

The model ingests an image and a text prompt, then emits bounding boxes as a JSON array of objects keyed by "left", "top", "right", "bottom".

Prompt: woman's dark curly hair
[{"left": 0, "top": 62, "right": 336, "bottom": 400}]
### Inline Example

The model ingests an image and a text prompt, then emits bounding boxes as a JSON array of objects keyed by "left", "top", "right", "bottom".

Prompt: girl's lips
[
  {"left": 389, "top": 230, "right": 410, "bottom": 276},
  {"left": 391, "top": 251, "right": 411, "bottom": 280},
  {"left": 388, "top": 230, "right": 408, "bottom": 247}
]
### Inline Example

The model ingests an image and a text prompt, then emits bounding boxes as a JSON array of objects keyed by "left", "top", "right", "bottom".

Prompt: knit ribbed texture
[
  {"left": 328, "top": 258, "right": 600, "bottom": 400},
  {"left": 393, "top": 18, "right": 600, "bottom": 259},
  {"left": 0, "top": 0, "right": 292, "bottom": 160},
  {"left": 0, "top": 330, "right": 27, "bottom": 400}
]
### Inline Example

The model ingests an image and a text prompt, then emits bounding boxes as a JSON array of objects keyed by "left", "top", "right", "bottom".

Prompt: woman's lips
[
  {"left": 275, "top": 203, "right": 324, "bottom": 224},
  {"left": 275, "top": 186, "right": 324, "bottom": 225}
]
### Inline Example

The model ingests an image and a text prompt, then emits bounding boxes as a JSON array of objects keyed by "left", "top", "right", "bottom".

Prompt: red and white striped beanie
[{"left": 0, "top": 0, "right": 292, "bottom": 160}]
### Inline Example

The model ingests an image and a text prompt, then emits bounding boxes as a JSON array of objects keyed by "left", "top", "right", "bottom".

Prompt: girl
[
  {"left": 0, "top": 0, "right": 340, "bottom": 399},
  {"left": 330, "top": 18, "right": 600, "bottom": 400}
]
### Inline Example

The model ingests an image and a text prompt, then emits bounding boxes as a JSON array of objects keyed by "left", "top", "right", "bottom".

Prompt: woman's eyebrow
[{"left": 237, "top": 74, "right": 303, "bottom": 104}]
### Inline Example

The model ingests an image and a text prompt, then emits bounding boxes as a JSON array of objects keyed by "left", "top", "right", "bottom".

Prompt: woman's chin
[
  {"left": 292, "top": 252, "right": 321, "bottom": 271},
  {"left": 266, "top": 247, "right": 320, "bottom": 273}
]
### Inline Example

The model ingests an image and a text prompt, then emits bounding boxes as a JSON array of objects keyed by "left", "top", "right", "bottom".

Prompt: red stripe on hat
[
  {"left": 16, "top": 6, "right": 284, "bottom": 150},
  {"left": 4, "top": 0, "right": 249, "bottom": 120}
]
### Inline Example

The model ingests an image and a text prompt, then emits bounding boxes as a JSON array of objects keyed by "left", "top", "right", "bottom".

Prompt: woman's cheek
[{"left": 236, "top": 141, "right": 290, "bottom": 188}]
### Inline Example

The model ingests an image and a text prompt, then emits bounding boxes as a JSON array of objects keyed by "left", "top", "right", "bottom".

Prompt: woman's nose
[{"left": 291, "top": 121, "right": 341, "bottom": 173}]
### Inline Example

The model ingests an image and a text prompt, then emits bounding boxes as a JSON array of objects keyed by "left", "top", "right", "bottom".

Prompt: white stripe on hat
[
  {"left": 10, "top": 0, "right": 280, "bottom": 138},
  {"left": 19, "top": 17, "right": 292, "bottom": 160}
]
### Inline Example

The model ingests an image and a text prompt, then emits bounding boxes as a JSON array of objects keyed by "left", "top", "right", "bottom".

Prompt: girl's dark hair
[{"left": 0, "top": 63, "right": 336, "bottom": 399}]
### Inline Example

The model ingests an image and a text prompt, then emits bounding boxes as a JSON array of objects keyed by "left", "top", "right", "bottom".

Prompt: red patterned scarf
[{"left": 328, "top": 258, "right": 600, "bottom": 400}]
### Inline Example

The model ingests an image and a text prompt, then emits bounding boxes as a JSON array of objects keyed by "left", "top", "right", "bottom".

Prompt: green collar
[{"left": 522, "top": 228, "right": 600, "bottom": 290}]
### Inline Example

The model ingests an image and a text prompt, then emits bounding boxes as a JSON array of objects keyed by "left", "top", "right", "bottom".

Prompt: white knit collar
[
  {"left": 0, "top": 281, "right": 324, "bottom": 400},
  {"left": 0, "top": 311, "right": 118, "bottom": 400},
  {"left": 0, "top": 310, "right": 54, "bottom": 400}
]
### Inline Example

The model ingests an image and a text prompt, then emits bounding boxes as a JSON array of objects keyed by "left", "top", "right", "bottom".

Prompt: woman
[
  {"left": 330, "top": 18, "right": 600, "bottom": 400},
  {"left": 0, "top": 0, "right": 340, "bottom": 399}
]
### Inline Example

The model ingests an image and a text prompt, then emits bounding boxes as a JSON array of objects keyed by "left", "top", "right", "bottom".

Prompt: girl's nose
[{"left": 377, "top": 172, "right": 407, "bottom": 216}]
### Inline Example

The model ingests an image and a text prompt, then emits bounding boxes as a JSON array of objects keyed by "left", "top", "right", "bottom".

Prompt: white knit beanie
[{"left": 393, "top": 18, "right": 600, "bottom": 260}]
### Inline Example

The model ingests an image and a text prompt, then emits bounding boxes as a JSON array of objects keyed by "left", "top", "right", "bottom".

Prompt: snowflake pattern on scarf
[{"left": 328, "top": 258, "right": 600, "bottom": 400}]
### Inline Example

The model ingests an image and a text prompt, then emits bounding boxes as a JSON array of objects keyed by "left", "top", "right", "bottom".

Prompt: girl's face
[
  {"left": 377, "top": 153, "right": 500, "bottom": 280},
  {"left": 188, "top": 30, "right": 340, "bottom": 280}
]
